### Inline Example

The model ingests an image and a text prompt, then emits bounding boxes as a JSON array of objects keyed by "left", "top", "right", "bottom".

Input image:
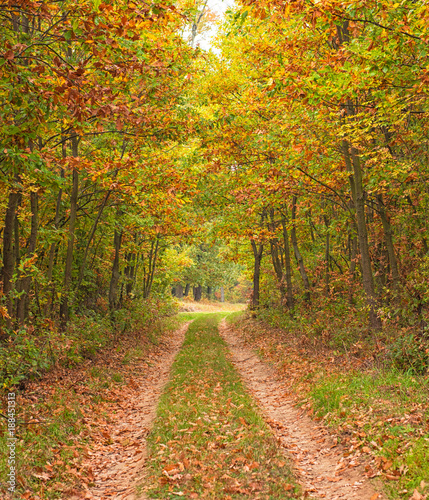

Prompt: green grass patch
[
  {"left": 310, "top": 369, "right": 429, "bottom": 499},
  {"left": 225, "top": 310, "right": 246, "bottom": 326},
  {"left": 228, "top": 313, "right": 429, "bottom": 499},
  {"left": 146, "top": 313, "right": 300, "bottom": 499},
  {"left": 0, "top": 386, "right": 89, "bottom": 499},
  {"left": 177, "top": 311, "right": 214, "bottom": 322}
]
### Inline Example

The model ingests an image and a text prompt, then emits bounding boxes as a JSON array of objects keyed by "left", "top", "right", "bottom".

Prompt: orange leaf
[
  {"left": 385, "top": 473, "right": 399, "bottom": 481},
  {"left": 410, "top": 490, "right": 424, "bottom": 500},
  {"left": 163, "top": 463, "right": 179, "bottom": 472},
  {"left": 382, "top": 460, "right": 393, "bottom": 471}
]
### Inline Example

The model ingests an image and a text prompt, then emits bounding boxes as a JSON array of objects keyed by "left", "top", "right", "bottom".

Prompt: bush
[
  {"left": 387, "top": 331, "right": 429, "bottom": 375},
  {"left": 0, "top": 296, "right": 178, "bottom": 390},
  {"left": 0, "top": 326, "right": 58, "bottom": 388}
]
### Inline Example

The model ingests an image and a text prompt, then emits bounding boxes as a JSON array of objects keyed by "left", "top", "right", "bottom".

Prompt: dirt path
[
  {"left": 81, "top": 322, "right": 190, "bottom": 500},
  {"left": 220, "top": 319, "right": 386, "bottom": 500}
]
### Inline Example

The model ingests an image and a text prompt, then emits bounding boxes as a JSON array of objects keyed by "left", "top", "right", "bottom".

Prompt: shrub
[{"left": 387, "top": 331, "right": 429, "bottom": 375}]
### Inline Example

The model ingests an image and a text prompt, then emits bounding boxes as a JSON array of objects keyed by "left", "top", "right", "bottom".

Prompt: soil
[
  {"left": 219, "top": 319, "right": 387, "bottom": 500},
  {"left": 80, "top": 322, "right": 190, "bottom": 500}
]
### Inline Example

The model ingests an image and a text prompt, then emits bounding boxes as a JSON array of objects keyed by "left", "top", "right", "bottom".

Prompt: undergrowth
[{"left": 0, "top": 296, "right": 177, "bottom": 390}]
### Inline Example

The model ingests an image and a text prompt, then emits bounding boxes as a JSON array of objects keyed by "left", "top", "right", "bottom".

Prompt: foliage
[
  {"left": 387, "top": 332, "right": 429, "bottom": 376},
  {"left": 0, "top": 306, "right": 182, "bottom": 499},
  {"left": 0, "top": 296, "right": 176, "bottom": 390},
  {"left": 0, "top": 0, "right": 199, "bottom": 337},
  {"left": 189, "top": 0, "right": 429, "bottom": 334}
]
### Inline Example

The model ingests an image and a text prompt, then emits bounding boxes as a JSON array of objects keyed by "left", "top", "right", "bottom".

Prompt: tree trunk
[
  {"left": 280, "top": 218, "right": 294, "bottom": 312},
  {"left": 47, "top": 172, "right": 63, "bottom": 313},
  {"left": 1, "top": 189, "right": 20, "bottom": 329},
  {"left": 124, "top": 252, "right": 136, "bottom": 296},
  {"left": 377, "top": 194, "right": 400, "bottom": 291},
  {"left": 348, "top": 232, "right": 358, "bottom": 305},
  {"left": 342, "top": 133, "right": 381, "bottom": 331},
  {"left": 14, "top": 198, "right": 21, "bottom": 273},
  {"left": 176, "top": 284, "right": 183, "bottom": 299},
  {"left": 47, "top": 135, "right": 65, "bottom": 314},
  {"left": 268, "top": 208, "right": 290, "bottom": 308},
  {"left": 142, "top": 239, "right": 159, "bottom": 299},
  {"left": 109, "top": 227, "right": 123, "bottom": 311},
  {"left": 220, "top": 286, "right": 225, "bottom": 302},
  {"left": 206, "top": 286, "right": 212, "bottom": 300},
  {"left": 291, "top": 197, "right": 311, "bottom": 303},
  {"left": 324, "top": 214, "right": 330, "bottom": 297},
  {"left": 193, "top": 285, "right": 202, "bottom": 301},
  {"left": 60, "top": 136, "right": 79, "bottom": 325},
  {"left": 78, "top": 190, "right": 111, "bottom": 288},
  {"left": 250, "top": 240, "right": 263, "bottom": 310},
  {"left": 184, "top": 283, "right": 190, "bottom": 297},
  {"left": 16, "top": 191, "right": 38, "bottom": 323},
  {"left": 270, "top": 240, "right": 285, "bottom": 299}
]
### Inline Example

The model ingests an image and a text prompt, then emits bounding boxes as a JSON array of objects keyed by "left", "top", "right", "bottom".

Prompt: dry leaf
[
  {"left": 385, "top": 473, "right": 399, "bottom": 481},
  {"left": 382, "top": 460, "right": 393, "bottom": 471},
  {"left": 163, "top": 463, "right": 179, "bottom": 472}
]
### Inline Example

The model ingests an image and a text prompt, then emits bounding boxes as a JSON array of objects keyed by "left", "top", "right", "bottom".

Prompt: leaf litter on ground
[{"left": 0, "top": 315, "right": 184, "bottom": 499}]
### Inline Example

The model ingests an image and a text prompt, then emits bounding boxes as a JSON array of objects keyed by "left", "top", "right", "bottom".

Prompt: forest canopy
[{"left": 1, "top": 0, "right": 429, "bottom": 384}]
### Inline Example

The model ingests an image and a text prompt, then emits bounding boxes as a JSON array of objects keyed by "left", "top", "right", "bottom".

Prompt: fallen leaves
[{"left": 0, "top": 319, "right": 187, "bottom": 499}]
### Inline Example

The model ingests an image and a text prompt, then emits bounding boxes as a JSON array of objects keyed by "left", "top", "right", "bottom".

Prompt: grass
[
  {"left": 145, "top": 313, "right": 300, "bottom": 499},
  {"left": 227, "top": 311, "right": 429, "bottom": 500},
  {"left": 310, "top": 369, "right": 429, "bottom": 498},
  {"left": 0, "top": 385, "right": 89, "bottom": 499}
]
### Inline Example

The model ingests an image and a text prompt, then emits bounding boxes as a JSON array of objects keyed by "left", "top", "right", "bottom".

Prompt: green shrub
[
  {"left": 0, "top": 296, "right": 177, "bottom": 390},
  {"left": 387, "top": 332, "right": 429, "bottom": 375},
  {"left": 0, "top": 327, "right": 56, "bottom": 388}
]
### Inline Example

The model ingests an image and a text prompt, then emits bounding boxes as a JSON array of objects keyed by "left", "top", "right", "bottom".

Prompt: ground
[
  {"left": 81, "top": 305, "right": 385, "bottom": 499},
  {"left": 3, "top": 304, "right": 424, "bottom": 499}
]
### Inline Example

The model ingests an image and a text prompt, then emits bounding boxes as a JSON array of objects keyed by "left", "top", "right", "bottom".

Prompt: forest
[{"left": 1, "top": 0, "right": 429, "bottom": 499}]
